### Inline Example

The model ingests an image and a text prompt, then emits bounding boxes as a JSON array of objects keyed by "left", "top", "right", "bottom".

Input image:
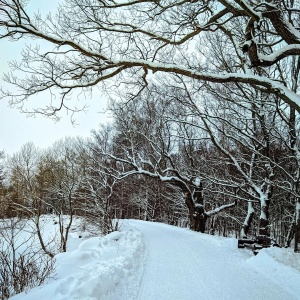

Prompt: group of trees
[
  {"left": 0, "top": 135, "right": 187, "bottom": 233},
  {"left": 1, "top": 1, "right": 300, "bottom": 297},
  {"left": 0, "top": 84, "right": 299, "bottom": 249},
  {"left": 0, "top": 0, "right": 299, "bottom": 252}
]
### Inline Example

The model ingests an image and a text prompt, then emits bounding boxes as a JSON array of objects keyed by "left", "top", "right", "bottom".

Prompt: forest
[
  {"left": 0, "top": 81, "right": 300, "bottom": 246},
  {"left": 1, "top": 0, "right": 300, "bottom": 298}
]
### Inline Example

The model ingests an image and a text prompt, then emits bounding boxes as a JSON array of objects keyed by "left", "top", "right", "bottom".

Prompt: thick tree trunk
[
  {"left": 184, "top": 191, "right": 207, "bottom": 233},
  {"left": 259, "top": 199, "right": 270, "bottom": 236},
  {"left": 191, "top": 204, "right": 207, "bottom": 233},
  {"left": 182, "top": 181, "right": 235, "bottom": 233},
  {"left": 241, "top": 201, "right": 255, "bottom": 238},
  {"left": 193, "top": 181, "right": 207, "bottom": 232}
]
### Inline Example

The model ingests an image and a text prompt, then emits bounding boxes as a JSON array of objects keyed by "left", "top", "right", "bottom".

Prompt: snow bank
[
  {"left": 205, "top": 232, "right": 300, "bottom": 299},
  {"left": 246, "top": 246, "right": 300, "bottom": 299},
  {"left": 10, "top": 223, "right": 145, "bottom": 300}
]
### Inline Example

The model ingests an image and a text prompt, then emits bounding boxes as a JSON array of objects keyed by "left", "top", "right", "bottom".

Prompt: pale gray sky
[{"left": 0, "top": 1, "right": 109, "bottom": 154}]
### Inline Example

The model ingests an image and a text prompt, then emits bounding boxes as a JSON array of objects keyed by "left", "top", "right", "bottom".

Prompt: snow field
[{"left": 10, "top": 220, "right": 145, "bottom": 300}]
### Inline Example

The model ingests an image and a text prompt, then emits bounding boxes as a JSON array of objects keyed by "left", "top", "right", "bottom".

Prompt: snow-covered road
[
  {"left": 130, "top": 220, "right": 299, "bottom": 300},
  {"left": 9, "top": 218, "right": 300, "bottom": 300}
]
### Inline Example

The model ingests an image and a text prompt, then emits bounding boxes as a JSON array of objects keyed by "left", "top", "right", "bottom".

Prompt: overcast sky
[{"left": 0, "top": 1, "right": 110, "bottom": 155}]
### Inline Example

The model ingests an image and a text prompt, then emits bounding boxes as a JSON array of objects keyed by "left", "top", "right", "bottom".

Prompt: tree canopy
[{"left": 0, "top": 0, "right": 300, "bottom": 115}]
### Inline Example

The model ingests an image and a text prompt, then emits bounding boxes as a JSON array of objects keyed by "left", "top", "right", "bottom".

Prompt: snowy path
[
  {"left": 8, "top": 218, "right": 300, "bottom": 300},
  {"left": 130, "top": 220, "right": 299, "bottom": 300}
]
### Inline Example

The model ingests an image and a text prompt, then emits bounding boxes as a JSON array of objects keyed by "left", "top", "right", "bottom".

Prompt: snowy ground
[
  {"left": 6, "top": 218, "right": 300, "bottom": 300},
  {"left": 9, "top": 218, "right": 144, "bottom": 300},
  {"left": 131, "top": 220, "right": 300, "bottom": 300}
]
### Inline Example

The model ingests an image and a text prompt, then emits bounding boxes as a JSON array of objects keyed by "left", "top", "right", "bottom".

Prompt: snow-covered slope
[{"left": 10, "top": 219, "right": 300, "bottom": 300}]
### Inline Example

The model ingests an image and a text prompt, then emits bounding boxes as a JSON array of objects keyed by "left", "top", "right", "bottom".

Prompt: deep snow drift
[{"left": 7, "top": 218, "right": 300, "bottom": 300}]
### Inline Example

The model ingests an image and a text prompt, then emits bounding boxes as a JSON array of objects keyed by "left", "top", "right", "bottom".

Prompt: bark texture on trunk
[
  {"left": 241, "top": 201, "right": 255, "bottom": 238},
  {"left": 285, "top": 221, "right": 295, "bottom": 248},
  {"left": 259, "top": 200, "right": 270, "bottom": 236},
  {"left": 191, "top": 204, "right": 207, "bottom": 233},
  {"left": 184, "top": 189, "right": 207, "bottom": 233},
  {"left": 295, "top": 201, "right": 300, "bottom": 252}
]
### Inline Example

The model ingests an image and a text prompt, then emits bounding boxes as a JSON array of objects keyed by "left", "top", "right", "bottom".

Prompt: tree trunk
[
  {"left": 182, "top": 181, "right": 235, "bottom": 233},
  {"left": 183, "top": 190, "right": 207, "bottom": 233},
  {"left": 285, "top": 221, "right": 294, "bottom": 248},
  {"left": 259, "top": 199, "right": 270, "bottom": 236},
  {"left": 191, "top": 204, "right": 207, "bottom": 233},
  {"left": 295, "top": 200, "right": 300, "bottom": 253},
  {"left": 241, "top": 201, "right": 255, "bottom": 238}
]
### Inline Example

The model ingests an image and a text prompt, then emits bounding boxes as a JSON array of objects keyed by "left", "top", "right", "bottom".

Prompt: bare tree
[
  {"left": 6, "top": 143, "right": 56, "bottom": 257},
  {"left": 0, "top": 0, "right": 299, "bottom": 117},
  {"left": 0, "top": 217, "right": 55, "bottom": 299},
  {"left": 101, "top": 90, "right": 236, "bottom": 232},
  {"left": 1, "top": 0, "right": 300, "bottom": 246},
  {"left": 76, "top": 134, "right": 120, "bottom": 235},
  {"left": 44, "top": 138, "right": 84, "bottom": 252},
  {"left": 5, "top": 139, "right": 83, "bottom": 254},
  {"left": 0, "top": 151, "right": 4, "bottom": 184}
]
